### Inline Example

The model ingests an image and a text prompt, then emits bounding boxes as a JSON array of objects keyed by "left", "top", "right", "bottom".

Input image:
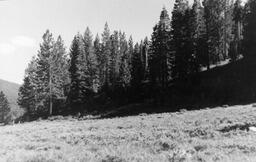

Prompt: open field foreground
[{"left": 2, "top": 105, "right": 256, "bottom": 161}]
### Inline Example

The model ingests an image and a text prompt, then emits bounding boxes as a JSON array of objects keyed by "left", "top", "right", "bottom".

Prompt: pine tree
[
  {"left": 191, "top": 0, "right": 207, "bottom": 70},
  {"left": 68, "top": 34, "right": 84, "bottom": 114},
  {"left": 0, "top": 91, "right": 10, "bottom": 123},
  {"left": 183, "top": 8, "right": 196, "bottom": 74},
  {"left": 20, "top": 57, "right": 38, "bottom": 118},
  {"left": 149, "top": 7, "right": 172, "bottom": 88},
  {"left": 80, "top": 27, "right": 98, "bottom": 111},
  {"left": 51, "top": 36, "right": 70, "bottom": 114},
  {"left": 203, "top": 0, "right": 226, "bottom": 64},
  {"left": 35, "top": 30, "right": 68, "bottom": 116},
  {"left": 118, "top": 32, "right": 130, "bottom": 86},
  {"left": 149, "top": 25, "right": 159, "bottom": 84},
  {"left": 81, "top": 27, "right": 97, "bottom": 93},
  {"left": 172, "top": 0, "right": 191, "bottom": 78},
  {"left": 35, "top": 30, "right": 55, "bottom": 115},
  {"left": 101, "top": 23, "right": 112, "bottom": 89},
  {"left": 221, "top": 0, "right": 234, "bottom": 61},
  {"left": 109, "top": 30, "right": 120, "bottom": 89},
  {"left": 230, "top": 0, "right": 243, "bottom": 60},
  {"left": 243, "top": 0, "right": 256, "bottom": 57},
  {"left": 94, "top": 34, "right": 103, "bottom": 90},
  {"left": 131, "top": 43, "right": 143, "bottom": 88},
  {"left": 52, "top": 36, "right": 70, "bottom": 98},
  {"left": 18, "top": 77, "right": 35, "bottom": 121},
  {"left": 141, "top": 37, "right": 149, "bottom": 80},
  {"left": 128, "top": 36, "right": 134, "bottom": 77}
]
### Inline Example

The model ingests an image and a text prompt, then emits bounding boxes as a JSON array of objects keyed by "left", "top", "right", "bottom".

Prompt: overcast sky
[{"left": 0, "top": 0, "right": 247, "bottom": 84}]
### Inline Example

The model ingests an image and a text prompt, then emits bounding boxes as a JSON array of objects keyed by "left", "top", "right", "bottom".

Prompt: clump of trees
[
  {"left": 18, "top": 24, "right": 149, "bottom": 119},
  {"left": 17, "top": 0, "right": 256, "bottom": 120}
]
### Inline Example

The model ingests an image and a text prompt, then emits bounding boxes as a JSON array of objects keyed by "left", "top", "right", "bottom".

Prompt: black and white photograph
[{"left": 0, "top": 0, "right": 255, "bottom": 161}]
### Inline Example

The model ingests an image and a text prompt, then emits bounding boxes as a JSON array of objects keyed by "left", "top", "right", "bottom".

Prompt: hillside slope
[
  {"left": 1, "top": 104, "right": 256, "bottom": 161},
  {"left": 167, "top": 57, "right": 256, "bottom": 109},
  {"left": 0, "top": 79, "right": 20, "bottom": 109}
]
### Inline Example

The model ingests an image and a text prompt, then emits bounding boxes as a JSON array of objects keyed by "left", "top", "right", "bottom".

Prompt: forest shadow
[{"left": 99, "top": 57, "right": 256, "bottom": 119}]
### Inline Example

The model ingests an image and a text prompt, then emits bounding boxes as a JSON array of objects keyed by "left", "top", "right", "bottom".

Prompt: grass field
[{"left": 1, "top": 104, "right": 256, "bottom": 162}]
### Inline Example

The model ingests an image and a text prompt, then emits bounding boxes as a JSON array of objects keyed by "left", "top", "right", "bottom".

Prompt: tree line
[{"left": 16, "top": 0, "right": 256, "bottom": 120}]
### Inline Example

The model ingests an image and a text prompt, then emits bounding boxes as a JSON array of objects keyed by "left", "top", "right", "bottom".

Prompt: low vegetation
[{"left": 1, "top": 104, "right": 256, "bottom": 162}]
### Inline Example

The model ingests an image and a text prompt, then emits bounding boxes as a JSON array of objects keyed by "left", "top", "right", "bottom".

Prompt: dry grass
[{"left": 1, "top": 104, "right": 256, "bottom": 161}]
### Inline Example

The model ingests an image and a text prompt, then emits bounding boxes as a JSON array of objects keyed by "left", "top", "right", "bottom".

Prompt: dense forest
[{"left": 2, "top": 0, "right": 254, "bottom": 121}]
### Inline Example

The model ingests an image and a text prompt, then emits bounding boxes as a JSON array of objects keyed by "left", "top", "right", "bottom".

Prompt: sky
[
  {"left": 0, "top": 0, "right": 178, "bottom": 84},
  {"left": 0, "top": 0, "right": 247, "bottom": 84}
]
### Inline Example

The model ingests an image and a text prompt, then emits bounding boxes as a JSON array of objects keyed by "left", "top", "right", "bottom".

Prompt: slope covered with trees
[{"left": 16, "top": 0, "right": 256, "bottom": 120}]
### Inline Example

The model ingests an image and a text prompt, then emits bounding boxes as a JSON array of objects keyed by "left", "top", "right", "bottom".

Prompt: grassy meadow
[{"left": 1, "top": 104, "right": 256, "bottom": 161}]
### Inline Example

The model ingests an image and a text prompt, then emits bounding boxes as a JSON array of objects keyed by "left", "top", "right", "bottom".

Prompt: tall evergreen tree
[
  {"left": 79, "top": 27, "right": 98, "bottom": 111},
  {"left": 35, "top": 30, "right": 68, "bottom": 116},
  {"left": 81, "top": 27, "right": 98, "bottom": 94},
  {"left": 183, "top": 7, "right": 197, "bottom": 74},
  {"left": 101, "top": 23, "right": 112, "bottom": 89},
  {"left": 118, "top": 32, "right": 130, "bottom": 86},
  {"left": 109, "top": 31, "right": 120, "bottom": 89},
  {"left": 230, "top": 0, "right": 244, "bottom": 60},
  {"left": 94, "top": 34, "right": 103, "bottom": 90},
  {"left": 243, "top": 0, "right": 256, "bottom": 57},
  {"left": 35, "top": 30, "right": 55, "bottom": 115},
  {"left": 19, "top": 57, "right": 38, "bottom": 118},
  {"left": 172, "top": 0, "right": 192, "bottom": 78},
  {"left": 149, "top": 7, "right": 172, "bottom": 88},
  {"left": 68, "top": 34, "right": 84, "bottom": 114},
  {"left": 128, "top": 36, "right": 134, "bottom": 76},
  {"left": 141, "top": 37, "right": 149, "bottom": 80},
  {"left": 203, "top": 0, "right": 226, "bottom": 64},
  {"left": 52, "top": 36, "right": 70, "bottom": 98},
  {"left": 18, "top": 77, "right": 35, "bottom": 121},
  {"left": 221, "top": 0, "right": 234, "bottom": 61},
  {"left": 131, "top": 43, "right": 143, "bottom": 88},
  {"left": 191, "top": 0, "right": 208, "bottom": 70}
]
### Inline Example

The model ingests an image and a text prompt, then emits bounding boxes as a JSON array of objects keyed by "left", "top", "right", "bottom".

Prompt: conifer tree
[
  {"left": 68, "top": 34, "right": 84, "bottom": 114},
  {"left": 101, "top": 23, "right": 112, "bottom": 89},
  {"left": 35, "top": 30, "right": 68, "bottom": 115},
  {"left": 191, "top": 0, "right": 208, "bottom": 70},
  {"left": 131, "top": 43, "right": 143, "bottom": 88},
  {"left": 230, "top": 0, "right": 243, "bottom": 60},
  {"left": 18, "top": 57, "right": 38, "bottom": 118},
  {"left": 81, "top": 27, "right": 98, "bottom": 94},
  {"left": 118, "top": 32, "right": 130, "bottom": 86},
  {"left": 109, "top": 31, "right": 120, "bottom": 89},
  {"left": 243, "top": 0, "right": 256, "bottom": 57},
  {"left": 149, "top": 7, "right": 172, "bottom": 88},
  {"left": 52, "top": 36, "right": 70, "bottom": 98},
  {"left": 0, "top": 91, "right": 10, "bottom": 123},
  {"left": 18, "top": 77, "right": 35, "bottom": 121},
  {"left": 203, "top": 0, "right": 226, "bottom": 64},
  {"left": 183, "top": 8, "right": 196, "bottom": 74},
  {"left": 141, "top": 37, "right": 149, "bottom": 80},
  {"left": 78, "top": 27, "right": 98, "bottom": 111},
  {"left": 128, "top": 36, "right": 134, "bottom": 76},
  {"left": 221, "top": 0, "right": 234, "bottom": 61},
  {"left": 94, "top": 34, "right": 103, "bottom": 90},
  {"left": 171, "top": 0, "right": 191, "bottom": 78},
  {"left": 35, "top": 30, "right": 55, "bottom": 115}
]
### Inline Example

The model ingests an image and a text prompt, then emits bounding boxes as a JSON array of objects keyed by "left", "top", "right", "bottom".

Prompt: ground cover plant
[{"left": 1, "top": 104, "right": 256, "bottom": 162}]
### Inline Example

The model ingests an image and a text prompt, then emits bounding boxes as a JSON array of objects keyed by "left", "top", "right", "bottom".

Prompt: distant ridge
[{"left": 0, "top": 79, "right": 20, "bottom": 110}]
